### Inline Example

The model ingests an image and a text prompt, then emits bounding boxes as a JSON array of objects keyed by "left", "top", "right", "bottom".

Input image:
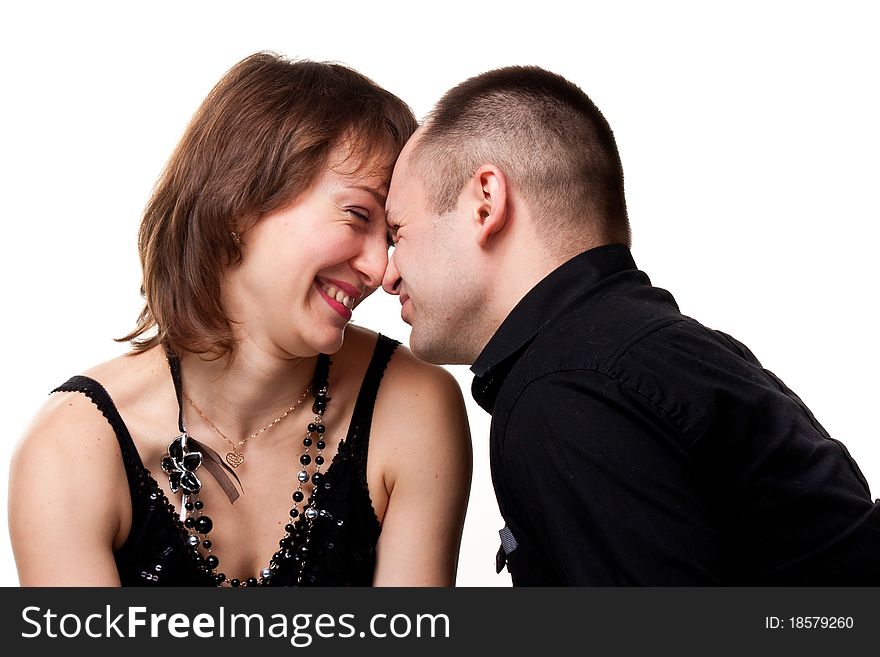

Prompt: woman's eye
[{"left": 347, "top": 209, "right": 370, "bottom": 222}]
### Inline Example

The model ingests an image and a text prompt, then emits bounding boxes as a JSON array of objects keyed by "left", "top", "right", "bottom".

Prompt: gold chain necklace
[{"left": 183, "top": 385, "right": 311, "bottom": 468}]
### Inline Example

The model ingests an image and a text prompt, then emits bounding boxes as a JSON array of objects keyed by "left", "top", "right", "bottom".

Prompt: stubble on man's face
[
  {"left": 405, "top": 213, "right": 488, "bottom": 366},
  {"left": 387, "top": 133, "right": 491, "bottom": 365}
]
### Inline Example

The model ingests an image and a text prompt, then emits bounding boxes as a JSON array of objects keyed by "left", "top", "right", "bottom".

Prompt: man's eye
[{"left": 386, "top": 225, "right": 399, "bottom": 247}]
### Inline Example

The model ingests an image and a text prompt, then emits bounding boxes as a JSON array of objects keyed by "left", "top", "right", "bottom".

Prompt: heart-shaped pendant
[{"left": 226, "top": 451, "right": 244, "bottom": 468}]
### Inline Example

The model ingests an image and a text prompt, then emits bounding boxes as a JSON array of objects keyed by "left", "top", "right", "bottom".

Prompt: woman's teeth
[{"left": 321, "top": 284, "right": 354, "bottom": 310}]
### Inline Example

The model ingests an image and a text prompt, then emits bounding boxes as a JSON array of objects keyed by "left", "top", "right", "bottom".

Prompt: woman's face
[{"left": 222, "top": 143, "right": 393, "bottom": 358}]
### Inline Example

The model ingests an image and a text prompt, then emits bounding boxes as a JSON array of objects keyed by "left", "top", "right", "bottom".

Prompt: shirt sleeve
[{"left": 497, "top": 369, "right": 726, "bottom": 585}]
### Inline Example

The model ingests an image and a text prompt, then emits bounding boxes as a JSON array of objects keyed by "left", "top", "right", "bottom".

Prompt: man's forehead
[
  {"left": 384, "top": 206, "right": 396, "bottom": 226},
  {"left": 386, "top": 131, "right": 428, "bottom": 225},
  {"left": 402, "top": 126, "right": 425, "bottom": 154},
  {"left": 393, "top": 127, "right": 425, "bottom": 175},
  {"left": 384, "top": 176, "right": 406, "bottom": 225}
]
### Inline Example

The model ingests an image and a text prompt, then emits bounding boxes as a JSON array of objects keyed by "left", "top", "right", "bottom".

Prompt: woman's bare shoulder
[
  {"left": 341, "top": 325, "right": 467, "bottom": 445},
  {"left": 8, "top": 353, "right": 149, "bottom": 572},
  {"left": 365, "top": 334, "right": 472, "bottom": 580},
  {"left": 20, "top": 365, "right": 120, "bottom": 461},
  {"left": 384, "top": 343, "right": 462, "bottom": 401},
  {"left": 374, "top": 338, "right": 470, "bottom": 459},
  {"left": 15, "top": 347, "right": 164, "bottom": 459},
  {"left": 332, "top": 325, "right": 467, "bottom": 437},
  {"left": 81, "top": 346, "right": 168, "bottom": 405}
]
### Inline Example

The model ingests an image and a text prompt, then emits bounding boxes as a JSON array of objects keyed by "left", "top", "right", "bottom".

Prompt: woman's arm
[
  {"left": 9, "top": 392, "right": 126, "bottom": 586},
  {"left": 371, "top": 353, "right": 472, "bottom": 586}
]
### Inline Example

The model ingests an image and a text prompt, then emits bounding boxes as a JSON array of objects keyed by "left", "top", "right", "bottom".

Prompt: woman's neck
[{"left": 175, "top": 340, "right": 319, "bottom": 443}]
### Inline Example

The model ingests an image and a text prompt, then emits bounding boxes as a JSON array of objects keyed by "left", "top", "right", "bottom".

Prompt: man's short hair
[{"left": 413, "top": 66, "right": 629, "bottom": 250}]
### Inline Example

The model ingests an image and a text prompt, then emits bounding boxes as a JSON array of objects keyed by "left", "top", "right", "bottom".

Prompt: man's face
[{"left": 382, "top": 136, "right": 485, "bottom": 365}]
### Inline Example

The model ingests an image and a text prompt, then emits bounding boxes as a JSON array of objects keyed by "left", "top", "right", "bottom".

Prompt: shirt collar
[{"left": 470, "top": 243, "right": 637, "bottom": 411}]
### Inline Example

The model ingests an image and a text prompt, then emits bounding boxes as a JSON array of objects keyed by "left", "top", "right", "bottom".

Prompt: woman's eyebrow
[{"left": 350, "top": 184, "right": 387, "bottom": 206}]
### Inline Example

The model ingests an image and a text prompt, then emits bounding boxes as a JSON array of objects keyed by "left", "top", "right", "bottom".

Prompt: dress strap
[
  {"left": 51, "top": 376, "right": 147, "bottom": 483},
  {"left": 344, "top": 334, "right": 399, "bottom": 470}
]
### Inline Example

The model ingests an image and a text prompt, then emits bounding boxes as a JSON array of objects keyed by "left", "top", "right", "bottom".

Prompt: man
[{"left": 382, "top": 66, "right": 880, "bottom": 585}]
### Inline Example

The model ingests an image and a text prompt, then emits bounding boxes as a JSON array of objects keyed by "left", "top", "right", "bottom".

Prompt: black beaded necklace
[{"left": 160, "top": 350, "right": 331, "bottom": 587}]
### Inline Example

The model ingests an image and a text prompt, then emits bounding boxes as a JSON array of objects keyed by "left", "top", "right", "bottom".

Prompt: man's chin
[
  {"left": 409, "top": 330, "right": 468, "bottom": 366},
  {"left": 409, "top": 331, "right": 442, "bottom": 365}
]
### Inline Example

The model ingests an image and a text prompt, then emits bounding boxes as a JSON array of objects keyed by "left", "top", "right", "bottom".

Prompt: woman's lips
[
  {"left": 321, "top": 277, "right": 361, "bottom": 300},
  {"left": 315, "top": 281, "right": 352, "bottom": 320}
]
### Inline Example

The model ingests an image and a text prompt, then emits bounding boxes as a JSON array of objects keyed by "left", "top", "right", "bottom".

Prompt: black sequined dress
[{"left": 52, "top": 334, "right": 399, "bottom": 586}]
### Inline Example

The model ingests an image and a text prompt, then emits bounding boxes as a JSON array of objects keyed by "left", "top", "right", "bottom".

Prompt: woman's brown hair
[{"left": 119, "top": 52, "right": 417, "bottom": 358}]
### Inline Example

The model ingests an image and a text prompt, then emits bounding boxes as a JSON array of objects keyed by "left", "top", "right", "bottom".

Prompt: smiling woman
[
  {"left": 7, "top": 52, "right": 472, "bottom": 588},
  {"left": 225, "top": 143, "right": 395, "bottom": 358}
]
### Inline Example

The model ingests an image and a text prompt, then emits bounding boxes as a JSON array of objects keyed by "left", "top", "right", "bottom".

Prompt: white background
[{"left": 0, "top": 1, "right": 877, "bottom": 587}]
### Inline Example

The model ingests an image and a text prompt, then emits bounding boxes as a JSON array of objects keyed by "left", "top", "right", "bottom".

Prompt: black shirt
[{"left": 472, "top": 244, "right": 880, "bottom": 585}]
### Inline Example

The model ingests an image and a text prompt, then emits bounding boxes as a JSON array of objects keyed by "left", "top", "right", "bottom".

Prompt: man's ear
[{"left": 463, "top": 165, "right": 509, "bottom": 247}]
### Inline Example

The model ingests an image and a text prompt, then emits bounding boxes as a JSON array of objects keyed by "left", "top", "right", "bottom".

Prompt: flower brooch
[{"left": 161, "top": 434, "right": 203, "bottom": 494}]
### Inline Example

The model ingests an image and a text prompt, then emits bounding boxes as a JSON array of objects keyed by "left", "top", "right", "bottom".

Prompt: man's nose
[{"left": 382, "top": 251, "right": 401, "bottom": 295}]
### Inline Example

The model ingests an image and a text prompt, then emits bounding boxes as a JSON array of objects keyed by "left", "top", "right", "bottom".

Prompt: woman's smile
[{"left": 315, "top": 280, "right": 354, "bottom": 320}]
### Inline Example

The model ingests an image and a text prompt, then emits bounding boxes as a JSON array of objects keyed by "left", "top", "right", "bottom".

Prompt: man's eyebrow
[{"left": 351, "top": 184, "right": 387, "bottom": 207}]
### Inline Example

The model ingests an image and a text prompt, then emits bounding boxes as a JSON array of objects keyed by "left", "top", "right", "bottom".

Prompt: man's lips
[{"left": 398, "top": 292, "right": 412, "bottom": 325}]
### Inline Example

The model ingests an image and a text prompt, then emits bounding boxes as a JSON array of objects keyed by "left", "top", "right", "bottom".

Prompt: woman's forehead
[{"left": 328, "top": 141, "right": 396, "bottom": 188}]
